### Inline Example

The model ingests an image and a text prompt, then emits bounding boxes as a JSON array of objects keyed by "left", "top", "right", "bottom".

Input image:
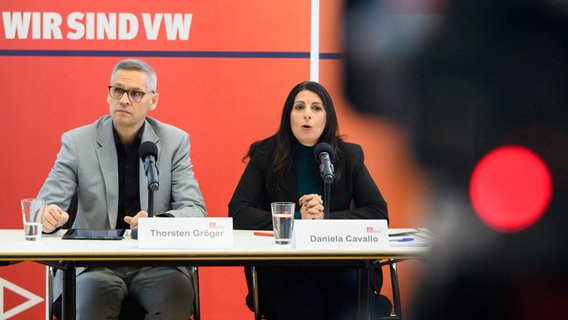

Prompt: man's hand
[
  {"left": 43, "top": 204, "right": 69, "bottom": 233},
  {"left": 124, "top": 211, "right": 149, "bottom": 229}
]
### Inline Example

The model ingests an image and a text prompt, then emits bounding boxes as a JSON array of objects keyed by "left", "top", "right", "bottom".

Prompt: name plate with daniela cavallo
[
  {"left": 137, "top": 217, "right": 233, "bottom": 249},
  {"left": 294, "top": 219, "right": 388, "bottom": 250}
]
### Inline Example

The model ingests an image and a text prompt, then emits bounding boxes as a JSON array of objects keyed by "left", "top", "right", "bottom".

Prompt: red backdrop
[{"left": 0, "top": 1, "right": 428, "bottom": 318}]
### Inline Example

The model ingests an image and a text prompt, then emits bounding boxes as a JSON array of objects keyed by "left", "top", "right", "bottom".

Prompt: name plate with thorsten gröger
[
  {"left": 137, "top": 217, "right": 233, "bottom": 249},
  {"left": 294, "top": 219, "right": 388, "bottom": 250}
]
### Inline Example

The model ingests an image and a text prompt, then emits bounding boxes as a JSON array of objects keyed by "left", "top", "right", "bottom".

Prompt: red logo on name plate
[
  {"left": 366, "top": 227, "right": 373, "bottom": 233},
  {"left": 209, "top": 222, "right": 217, "bottom": 228}
]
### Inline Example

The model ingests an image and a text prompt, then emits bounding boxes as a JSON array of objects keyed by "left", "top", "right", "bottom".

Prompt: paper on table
[{"left": 388, "top": 228, "right": 431, "bottom": 247}]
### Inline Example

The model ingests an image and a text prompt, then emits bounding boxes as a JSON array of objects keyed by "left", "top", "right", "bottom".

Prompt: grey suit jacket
[
  {"left": 38, "top": 115, "right": 206, "bottom": 224},
  {"left": 37, "top": 115, "right": 206, "bottom": 299}
]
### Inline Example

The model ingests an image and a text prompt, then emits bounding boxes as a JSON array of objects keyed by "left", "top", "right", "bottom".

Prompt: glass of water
[
  {"left": 271, "top": 202, "right": 295, "bottom": 245},
  {"left": 21, "top": 198, "right": 46, "bottom": 241}
]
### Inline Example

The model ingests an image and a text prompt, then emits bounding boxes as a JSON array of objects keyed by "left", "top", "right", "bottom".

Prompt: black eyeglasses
[{"left": 108, "top": 86, "right": 153, "bottom": 103}]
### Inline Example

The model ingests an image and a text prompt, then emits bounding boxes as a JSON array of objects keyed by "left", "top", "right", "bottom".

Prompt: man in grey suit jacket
[{"left": 38, "top": 59, "right": 206, "bottom": 319}]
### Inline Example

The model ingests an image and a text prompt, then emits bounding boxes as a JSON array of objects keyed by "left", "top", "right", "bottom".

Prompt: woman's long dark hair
[{"left": 244, "top": 81, "right": 343, "bottom": 190}]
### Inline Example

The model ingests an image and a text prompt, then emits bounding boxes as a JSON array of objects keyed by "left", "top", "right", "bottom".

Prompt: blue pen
[{"left": 389, "top": 237, "right": 414, "bottom": 242}]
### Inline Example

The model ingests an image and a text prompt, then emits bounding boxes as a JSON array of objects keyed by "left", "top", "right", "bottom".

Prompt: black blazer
[{"left": 229, "top": 140, "right": 388, "bottom": 229}]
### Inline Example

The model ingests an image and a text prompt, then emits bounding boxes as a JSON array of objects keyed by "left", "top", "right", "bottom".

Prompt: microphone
[
  {"left": 314, "top": 142, "right": 335, "bottom": 184},
  {"left": 139, "top": 141, "right": 159, "bottom": 192}
]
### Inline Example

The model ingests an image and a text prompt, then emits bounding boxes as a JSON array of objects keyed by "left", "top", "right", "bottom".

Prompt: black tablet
[{"left": 62, "top": 229, "right": 126, "bottom": 240}]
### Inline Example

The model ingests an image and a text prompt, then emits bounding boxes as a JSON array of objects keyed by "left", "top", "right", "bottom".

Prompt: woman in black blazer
[{"left": 229, "top": 81, "right": 389, "bottom": 320}]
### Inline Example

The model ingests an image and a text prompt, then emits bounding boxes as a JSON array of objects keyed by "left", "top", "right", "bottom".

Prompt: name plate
[
  {"left": 294, "top": 219, "right": 388, "bottom": 250},
  {"left": 137, "top": 217, "right": 233, "bottom": 249}
]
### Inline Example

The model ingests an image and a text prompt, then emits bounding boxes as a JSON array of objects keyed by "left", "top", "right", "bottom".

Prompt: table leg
[
  {"left": 62, "top": 264, "right": 76, "bottom": 320},
  {"left": 357, "top": 264, "right": 371, "bottom": 320}
]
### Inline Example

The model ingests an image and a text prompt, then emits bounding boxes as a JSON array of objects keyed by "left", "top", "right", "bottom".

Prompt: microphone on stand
[
  {"left": 139, "top": 141, "right": 159, "bottom": 192},
  {"left": 314, "top": 142, "right": 335, "bottom": 184},
  {"left": 314, "top": 142, "right": 335, "bottom": 219}
]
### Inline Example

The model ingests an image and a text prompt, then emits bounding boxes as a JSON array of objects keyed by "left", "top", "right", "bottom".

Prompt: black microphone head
[
  {"left": 314, "top": 142, "right": 334, "bottom": 161},
  {"left": 139, "top": 141, "right": 158, "bottom": 161}
]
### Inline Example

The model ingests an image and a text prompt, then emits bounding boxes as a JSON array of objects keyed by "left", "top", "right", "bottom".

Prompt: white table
[{"left": 0, "top": 229, "right": 428, "bottom": 320}]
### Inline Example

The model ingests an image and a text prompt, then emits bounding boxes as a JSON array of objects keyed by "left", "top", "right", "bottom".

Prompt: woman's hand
[{"left": 299, "top": 194, "right": 324, "bottom": 220}]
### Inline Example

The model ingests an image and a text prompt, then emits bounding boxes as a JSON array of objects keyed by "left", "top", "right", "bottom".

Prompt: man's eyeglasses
[{"left": 108, "top": 86, "right": 153, "bottom": 103}]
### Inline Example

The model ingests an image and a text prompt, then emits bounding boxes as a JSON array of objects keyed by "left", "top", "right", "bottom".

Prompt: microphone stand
[
  {"left": 323, "top": 182, "right": 331, "bottom": 219},
  {"left": 131, "top": 186, "right": 155, "bottom": 239},
  {"left": 148, "top": 187, "right": 154, "bottom": 218}
]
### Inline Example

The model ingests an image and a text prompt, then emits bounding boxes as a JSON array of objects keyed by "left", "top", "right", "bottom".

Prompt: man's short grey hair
[{"left": 110, "top": 59, "right": 157, "bottom": 92}]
